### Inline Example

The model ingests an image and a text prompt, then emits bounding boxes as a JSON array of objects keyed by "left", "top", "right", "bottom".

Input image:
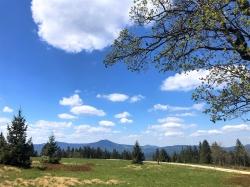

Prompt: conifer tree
[
  {"left": 132, "top": 141, "right": 144, "bottom": 164},
  {"left": 159, "top": 149, "right": 170, "bottom": 162},
  {"left": 6, "top": 110, "right": 32, "bottom": 167},
  {"left": 0, "top": 132, "right": 7, "bottom": 164},
  {"left": 199, "top": 140, "right": 212, "bottom": 164},
  {"left": 211, "top": 142, "right": 226, "bottom": 166},
  {"left": 235, "top": 139, "right": 249, "bottom": 167},
  {"left": 41, "top": 135, "right": 61, "bottom": 164},
  {"left": 155, "top": 148, "right": 160, "bottom": 164}
]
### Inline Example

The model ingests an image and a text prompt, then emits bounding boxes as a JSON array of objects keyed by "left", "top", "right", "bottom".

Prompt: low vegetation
[{"left": 0, "top": 158, "right": 250, "bottom": 187}]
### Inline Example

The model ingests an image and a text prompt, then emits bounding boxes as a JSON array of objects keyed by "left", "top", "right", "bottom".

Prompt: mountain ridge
[{"left": 34, "top": 139, "right": 250, "bottom": 159}]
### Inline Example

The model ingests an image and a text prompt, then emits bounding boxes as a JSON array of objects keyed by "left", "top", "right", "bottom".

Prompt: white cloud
[
  {"left": 74, "top": 125, "right": 111, "bottom": 134},
  {"left": 150, "top": 103, "right": 205, "bottom": 112},
  {"left": 35, "top": 120, "right": 72, "bottom": 129},
  {"left": 31, "top": 0, "right": 132, "bottom": 52},
  {"left": 58, "top": 113, "right": 77, "bottom": 120},
  {"left": 99, "top": 120, "right": 115, "bottom": 127},
  {"left": 151, "top": 104, "right": 168, "bottom": 111},
  {"left": 97, "top": 93, "right": 129, "bottom": 102},
  {"left": 175, "top": 112, "right": 196, "bottom": 117},
  {"left": 129, "top": 95, "right": 145, "bottom": 103},
  {"left": 0, "top": 117, "right": 10, "bottom": 126},
  {"left": 59, "top": 94, "right": 82, "bottom": 106},
  {"left": 114, "top": 111, "right": 133, "bottom": 124},
  {"left": 222, "top": 124, "right": 250, "bottom": 132},
  {"left": 0, "top": 117, "right": 10, "bottom": 135},
  {"left": 157, "top": 117, "right": 183, "bottom": 123},
  {"left": 190, "top": 130, "right": 223, "bottom": 137},
  {"left": 70, "top": 105, "right": 106, "bottom": 116},
  {"left": 190, "top": 123, "right": 250, "bottom": 137},
  {"left": 164, "top": 131, "right": 184, "bottom": 137},
  {"left": 161, "top": 69, "right": 209, "bottom": 91},
  {"left": 2, "top": 106, "right": 13, "bottom": 113},
  {"left": 114, "top": 111, "right": 131, "bottom": 119},
  {"left": 120, "top": 118, "right": 133, "bottom": 124}
]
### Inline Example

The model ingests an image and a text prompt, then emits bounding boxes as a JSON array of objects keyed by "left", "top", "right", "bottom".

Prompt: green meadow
[{"left": 0, "top": 158, "right": 249, "bottom": 187}]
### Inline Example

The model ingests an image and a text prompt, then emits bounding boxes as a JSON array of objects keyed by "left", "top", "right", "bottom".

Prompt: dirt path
[{"left": 145, "top": 161, "right": 250, "bottom": 175}]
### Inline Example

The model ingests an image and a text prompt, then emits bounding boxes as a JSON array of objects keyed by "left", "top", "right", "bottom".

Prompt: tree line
[
  {"left": 153, "top": 140, "right": 250, "bottom": 167},
  {"left": 0, "top": 110, "right": 249, "bottom": 168}
]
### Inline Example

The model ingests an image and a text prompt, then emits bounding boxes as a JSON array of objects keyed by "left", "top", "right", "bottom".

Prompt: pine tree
[
  {"left": 234, "top": 139, "right": 249, "bottom": 167},
  {"left": 6, "top": 110, "right": 32, "bottom": 168},
  {"left": 155, "top": 148, "right": 160, "bottom": 164},
  {"left": 172, "top": 152, "right": 178, "bottom": 162},
  {"left": 199, "top": 140, "right": 212, "bottom": 164},
  {"left": 159, "top": 149, "right": 170, "bottom": 162},
  {"left": 0, "top": 132, "right": 8, "bottom": 164},
  {"left": 132, "top": 141, "right": 144, "bottom": 164},
  {"left": 211, "top": 142, "right": 226, "bottom": 166},
  {"left": 41, "top": 135, "right": 61, "bottom": 164}
]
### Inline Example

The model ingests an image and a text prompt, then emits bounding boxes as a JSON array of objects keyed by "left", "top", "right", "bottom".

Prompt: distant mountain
[{"left": 34, "top": 140, "right": 250, "bottom": 160}]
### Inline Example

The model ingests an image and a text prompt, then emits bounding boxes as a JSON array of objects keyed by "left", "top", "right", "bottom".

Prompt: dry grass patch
[
  {"left": 0, "top": 165, "right": 21, "bottom": 173},
  {"left": 123, "top": 164, "right": 143, "bottom": 170},
  {"left": 0, "top": 176, "right": 122, "bottom": 187},
  {"left": 226, "top": 175, "right": 250, "bottom": 187}
]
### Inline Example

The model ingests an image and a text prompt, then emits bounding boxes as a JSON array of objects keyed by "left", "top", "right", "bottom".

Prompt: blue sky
[{"left": 0, "top": 0, "right": 249, "bottom": 146}]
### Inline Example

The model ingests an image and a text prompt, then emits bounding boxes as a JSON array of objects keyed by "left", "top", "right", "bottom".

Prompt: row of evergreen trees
[
  {"left": 58, "top": 146, "right": 133, "bottom": 160},
  {"left": 153, "top": 140, "right": 250, "bottom": 167},
  {"left": 40, "top": 140, "right": 145, "bottom": 164}
]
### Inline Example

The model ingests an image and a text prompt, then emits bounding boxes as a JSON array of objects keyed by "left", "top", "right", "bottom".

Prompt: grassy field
[{"left": 0, "top": 158, "right": 249, "bottom": 187}]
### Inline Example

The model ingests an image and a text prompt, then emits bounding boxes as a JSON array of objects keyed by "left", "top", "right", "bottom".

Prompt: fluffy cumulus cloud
[
  {"left": 27, "top": 120, "right": 73, "bottom": 143},
  {"left": 190, "top": 130, "right": 223, "bottom": 137},
  {"left": 59, "top": 94, "right": 82, "bottom": 106},
  {"left": 222, "top": 124, "right": 250, "bottom": 132},
  {"left": 150, "top": 103, "right": 205, "bottom": 112},
  {"left": 97, "top": 93, "right": 129, "bottom": 102},
  {"left": 35, "top": 120, "right": 72, "bottom": 129},
  {"left": 97, "top": 93, "right": 145, "bottom": 103},
  {"left": 129, "top": 95, "right": 145, "bottom": 103},
  {"left": 31, "top": 0, "right": 133, "bottom": 52},
  {"left": 146, "top": 117, "right": 193, "bottom": 137},
  {"left": 58, "top": 113, "right": 77, "bottom": 120},
  {"left": 59, "top": 94, "right": 106, "bottom": 117},
  {"left": 70, "top": 105, "right": 106, "bottom": 116},
  {"left": 114, "top": 111, "right": 133, "bottom": 124},
  {"left": 99, "top": 120, "right": 115, "bottom": 127},
  {"left": 2, "top": 106, "right": 13, "bottom": 113},
  {"left": 161, "top": 69, "right": 209, "bottom": 91},
  {"left": 190, "top": 123, "right": 250, "bottom": 137}
]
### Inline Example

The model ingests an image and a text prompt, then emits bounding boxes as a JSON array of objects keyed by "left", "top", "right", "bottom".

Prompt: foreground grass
[{"left": 0, "top": 158, "right": 249, "bottom": 187}]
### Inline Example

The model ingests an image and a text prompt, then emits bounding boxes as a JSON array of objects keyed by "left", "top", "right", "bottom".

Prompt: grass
[{"left": 0, "top": 158, "right": 249, "bottom": 187}]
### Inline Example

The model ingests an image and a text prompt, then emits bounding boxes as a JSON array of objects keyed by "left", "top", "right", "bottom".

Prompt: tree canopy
[{"left": 105, "top": 0, "right": 250, "bottom": 122}]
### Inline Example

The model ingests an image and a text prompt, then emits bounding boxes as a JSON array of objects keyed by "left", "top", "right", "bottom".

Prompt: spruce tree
[
  {"left": 155, "top": 148, "right": 160, "bottom": 164},
  {"left": 0, "top": 132, "right": 7, "bottom": 164},
  {"left": 159, "top": 149, "right": 170, "bottom": 162},
  {"left": 41, "top": 135, "right": 61, "bottom": 164},
  {"left": 6, "top": 110, "right": 32, "bottom": 168},
  {"left": 199, "top": 140, "right": 212, "bottom": 164},
  {"left": 132, "top": 141, "right": 144, "bottom": 164},
  {"left": 235, "top": 139, "right": 249, "bottom": 167}
]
